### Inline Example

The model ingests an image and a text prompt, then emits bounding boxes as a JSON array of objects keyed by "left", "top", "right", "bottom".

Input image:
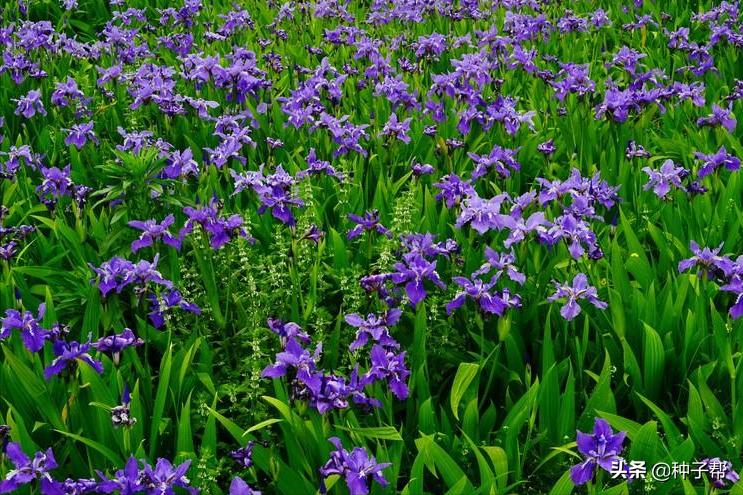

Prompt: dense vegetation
[{"left": 0, "top": 0, "right": 742, "bottom": 494}]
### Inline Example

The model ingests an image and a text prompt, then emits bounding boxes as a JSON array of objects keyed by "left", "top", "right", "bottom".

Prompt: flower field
[{"left": 1, "top": 0, "right": 742, "bottom": 494}]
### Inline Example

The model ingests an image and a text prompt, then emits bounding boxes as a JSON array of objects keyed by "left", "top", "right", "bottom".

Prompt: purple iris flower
[
  {"left": 693, "top": 146, "right": 741, "bottom": 177},
  {"left": 261, "top": 337, "right": 321, "bottom": 384},
  {"left": 363, "top": 345, "right": 409, "bottom": 399},
  {"left": 229, "top": 477, "right": 261, "bottom": 495},
  {"left": 455, "top": 193, "right": 514, "bottom": 234},
  {"left": 1, "top": 304, "right": 49, "bottom": 352},
  {"left": 111, "top": 385, "right": 136, "bottom": 428},
  {"left": 434, "top": 174, "right": 475, "bottom": 208},
  {"left": 161, "top": 148, "right": 199, "bottom": 179},
  {"left": 13, "top": 89, "right": 46, "bottom": 119},
  {"left": 231, "top": 167, "right": 304, "bottom": 227},
  {"left": 64, "top": 121, "right": 98, "bottom": 149},
  {"left": 90, "top": 257, "right": 136, "bottom": 297},
  {"left": 379, "top": 113, "right": 412, "bottom": 144},
  {"left": 698, "top": 458, "right": 740, "bottom": 488},
  {"left": 547, "top": 273, "right": 607, "bottom": 321},
  {"left": 302, "top": 224, "right": 325, "bottom": 243},
  {"left": 137, "top": 458, "right": 198, "bottom": 495},
  {"left": 230, "top": 442, "right": 255, "bottom": 468},
  {"left": 128, "top": 215, "right": 182, "bottom": 252},
  {"left": 37, "top": 165, "right": 74, "bottom": 199},
  {"left": 504, "top": 211, "right": 550, "bottom": 248},
  {"left": 390, "top": 253, "right": 446, "bottom": 306},
  {"left": 0, "top": 443, "right": 62, "bottom": 495},
  {"left": 347, "top": 210, "right": 392, "bottom": 240},
  {"left": 51, "top": 77, "right": 85, "bottom": 107},
  {"left": 43, "top": 339, "right": 104, "bottom": 379},
  {"left": 95, "top": 328, "right": 143, "bottom": 364},
  {"left": 345, "top": 309, "right": 401, "bottom": 351},
  {"left": 570, "top": 418, "right": 627, "bottom": 485},
  {"left": 267, "top": 317, "right": 310, "bottom": 345},
  {"left": 96, "top": 457, "right": 144, "bottom": 494},
  {"left": 446, "top": 276, "right": 515, "bottom": 316},
  {"left": 537, "top": 139, "right": 556, "bottom": 155},
  {"left": 625, "top": 140, "right": 651, "bottom": 159},
  {"left": 121, "top": 256, "right": 173, "bottom": 293},
  {"left": 697, "top": 104, "right": 736, "bottom": 133},
  {"left": 642, "top": 159, "right": 687, "bottom": 198},
  {"left": 721, "top": 277, "right": 743, "bottom": 319},
  {"left": 473, "top": 248, "right": 525, "bottom": 285},
  {"left": 147, "top": 290, "right": 200, "bottom": 329},
  {"left": 182, "top": 199, "right": 251, "bottom": 248},
  {"left": 319, "top": 437, "right": 391, "bottom": 495},
  {"left": 678, "top": 241, "right": 735, "bottom": 278},
  {"left": 399, "top": 233, "right": 458, "bottom": 260},
  {"left": 411, "top": 162, "right": 434, "bottom": 176},
  {"left": 468, "top": 145, "right": 521, "bottom": 179},
  {"left": 297, "top": 149, "right": 344, "bottom": 180}
]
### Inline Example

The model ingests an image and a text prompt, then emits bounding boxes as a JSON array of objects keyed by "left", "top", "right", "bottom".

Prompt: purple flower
[
  {"left": 267, "top": 317, "right": 310, "bottom": 345},
  {"left": 261, "top": 337, "right": 321, "bottom": 383},
  {"left": 474, "top": 248, "right": 525, "bottom": 285},
  {"left": 297, "top": 149, "right": 344, "bottom": 181},
  {"left": 141, "top": 458, "right": 198, "bottom": 495},
  {"left": 379, "top": 113, "right": 412, "bottom": 144},
  {"left": 64, "top": 121, "right": 98, "bottom": 149},
  {"left": 446, "top": 276, "right": 515, "bottom": 316},
  {"left": 111, "top": 386, "right": 137, "bottom": 428},
  {"left": 345, "top": 309, "right": 401, "bottom": 351},
  {"left": 51, "top": 77, "right": 85, "bottom": 107},
  {"left": 43, "top": 339, "right": 104, "bottom": 379},
  {"left": 161, "top": 148, "right": 199, "bottom": 179},
  {"left": 0, "top": 443, "right": 62, "bottom": 495},
  {"left": 319, "top": 438, "right": 390, "bottom": 495},
  {"left": 1, "top": 304, "right": 49, "bottom": 352},
  {"left": 721, "top": 276, "right": 743, "bottom": 319},
  {"left": 697, "top": 104, "right": 736, "bottom": 133},
  {"left": 570, "top": 418, "right": 627, "bottom": 485},
  {"left": 302, "top": 224, "right": 325, "bottom": 243},
  {"left": 678, "top": 241, "right": 735, "bottom": 278},
  {"left": 364, "top": 345, "right": 410, "bottom": 400},
  {"left": 504, "top": 211, "right": 550, "bottom": 248},
  {"left": 230, "top": 442, "right": 255, "bottom": 469},
  {"left": 625, "top": 140, "right": 651, "bottom": 159},
  {"left": 90, "top": 257, "right": 135, "bottom": 297},
  {"left": 182, "top": 199, "right": 251, "bottom": 247},
  {"left": 37, "top": 165, "right": 73, "bottom": 199},
  {"left": 231, "top": 167, "right": 304, "bottom": 227},
  {"left": 434, "top": 174, "right": 474, "bottom": 208},
  {"left": 468, "top": 145, "right": 521, "bottom": 180},
  {"left": 693, "top": 146, "right": 741, "bottom": 178},
  {"left": 698, "top": 458, "right": 741, "bottom": 488},
  {"left": 96, "top": 457, "right": 144, "bottom": 494},
  {"left": 399, "top": 233, "right": 458, "bottom": 260},
  {"left": 229, "top": 477, "right": 260, "bottom": 495},
  {"left": 411, "top": 162, "right": 434, "bottom": 176},
  {"left": 390, "top": 253, "right": 446, "bottom": 306},
  {"left": 129, "top": 215, "right": 182, "bottom": 252},
  {"left": 537, "top": 139, "right": 556, "bottom": 155},
  {"left": 548, "top": 273, "right": 607, "bottom": 321},
  {"left": 642, "top": 159, "right": 687, "bottom": 198},
  {"left": 347, "top": 210, "right": 392, "bottom": 240},
  {"left": 147, "top": 290, "right": 200, "bottom": 329},
  {"left": 121, "top": 256, "right": 173, "bottom": 293},
  {"left": 455, "top": 193, "right": 514, "bottom": 234},
  {"left": 95, "top": 328, "right": 143, "bottom": 364},
  {"left": 13, "top": 89, "right": 46, "bottom": 119}
]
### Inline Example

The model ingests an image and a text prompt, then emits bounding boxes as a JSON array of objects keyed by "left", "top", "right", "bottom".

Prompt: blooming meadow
[{"left": 0, "top": 0, "right": 742, "bottom": 494}]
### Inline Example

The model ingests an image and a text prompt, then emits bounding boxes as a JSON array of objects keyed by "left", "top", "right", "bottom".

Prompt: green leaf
[{"left": 450, "top": 363, "right": 479, "bottom": 420}]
